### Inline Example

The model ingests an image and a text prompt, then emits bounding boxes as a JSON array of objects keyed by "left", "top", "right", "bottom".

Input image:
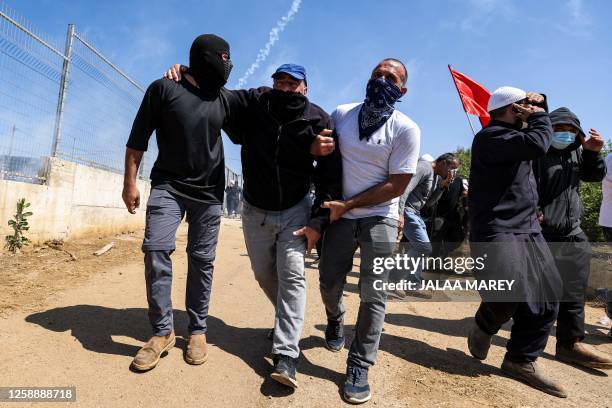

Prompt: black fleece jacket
[
  {"left": 223, "top": 87, "right": 342, "bottom": 232},
  {"left": 533, "top": 107, "right": 605, "bottom": 237}
]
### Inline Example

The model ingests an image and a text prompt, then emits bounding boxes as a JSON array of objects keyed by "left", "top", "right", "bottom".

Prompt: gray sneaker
[
  {"left": 343, "top": 365, "right": 371, "bottom": 404},
  {"left": 501, "top": 358, "right": 567, "bottom": 398},
  {"left": 467, "top": 322, "right": 492, "bottom": 360}
]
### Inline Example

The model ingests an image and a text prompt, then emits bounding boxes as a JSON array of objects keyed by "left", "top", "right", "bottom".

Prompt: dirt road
[{"left": 1, "top": 219, "right": 611, "bottom": 407}]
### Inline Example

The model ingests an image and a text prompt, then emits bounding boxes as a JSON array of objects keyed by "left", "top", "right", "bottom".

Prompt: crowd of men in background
[{"left": 121, "top": 33, "right": 612, "bottom": 404}]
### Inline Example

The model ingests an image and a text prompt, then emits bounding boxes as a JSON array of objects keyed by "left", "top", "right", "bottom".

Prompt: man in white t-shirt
[{"left": 317, "top": 58, "right": 420, "bottom": 404}]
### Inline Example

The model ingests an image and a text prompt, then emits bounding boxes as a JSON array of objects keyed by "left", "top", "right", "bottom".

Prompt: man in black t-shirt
[{"left": 122, "top": 34, "right": 234, "bottom": 371}]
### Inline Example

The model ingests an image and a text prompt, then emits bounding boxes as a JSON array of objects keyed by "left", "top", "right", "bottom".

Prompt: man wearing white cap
[{"left": 466, "top": 86, "right": 566, "bottom": 397}]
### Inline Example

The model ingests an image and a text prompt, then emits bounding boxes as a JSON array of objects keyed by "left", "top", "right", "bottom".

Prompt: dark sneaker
[
  {"left": 270, "top": 354, "right": 298, "bottom": 388},
  {"left": 343, "top": 365, "right": 371, "bottom": 404},
  {"left": 325, "top": 319, "right": 345, "bottom": 352},
  {"left": 555, "top": 341, "right": 612, "bottom": 370},
  {"left": 467, "top": 322, "right": 492, "bottom": 360},
  {"left": 501, "top": 358, "right": 567, "bottom": 398}
]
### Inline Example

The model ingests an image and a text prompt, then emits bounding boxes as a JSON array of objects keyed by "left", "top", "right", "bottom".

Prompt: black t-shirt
[{"left": 126, "top": 77, "right": 228, "bottom": 204}]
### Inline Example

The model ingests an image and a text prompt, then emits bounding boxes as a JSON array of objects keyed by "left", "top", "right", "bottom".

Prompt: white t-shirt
[
  {"left": 332, "top": 102, "right": 421, "bottom": 220},
  {"left": 599, "top": 153, "right": 612, "bottom": 227}
]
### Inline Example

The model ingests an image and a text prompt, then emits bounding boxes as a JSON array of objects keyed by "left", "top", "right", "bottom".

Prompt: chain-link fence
[
  {"left": 0, "top": 1, "right": 241, "bottom": 189},
  {"left": 0, "top": 2, "right": 60, "bottom": 183}
]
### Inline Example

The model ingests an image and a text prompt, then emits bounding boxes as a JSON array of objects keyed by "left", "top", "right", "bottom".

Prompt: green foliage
[
  {"left": 4, "top": 198, "right": 32, "bottom": 254},
  {"left": 453, "top": 140, "right": 611, "bottom": 242},
  {"left": 580, "top": 181, "right": 603, "bottom": 241},
  {"left": 581, "top": 139, "right": 610, "bottom": 242},
  {"left": 454, "top": 146, "right": 472, "bottom": 180}
]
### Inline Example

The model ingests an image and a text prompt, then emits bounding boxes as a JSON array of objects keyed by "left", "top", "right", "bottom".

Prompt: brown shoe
[
  {"left": 132, "top": 332, "right": 176, "bottom": 371},
  {"left": 501, "top": 358, "right": 567, "bottom": 398},
  {"left": 185, "top": 334, "right": 208, "bottom": 365},
  {"left": 556, "top": 341, "right": 612, "bottom": 370}
]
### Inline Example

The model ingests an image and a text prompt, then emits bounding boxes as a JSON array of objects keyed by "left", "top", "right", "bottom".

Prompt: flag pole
[
  {"left": 448, "top": 64, "right": 477, "bottom": 137},
  {"left": 463, "top": 108, "right": 477, "bottom": 136}
]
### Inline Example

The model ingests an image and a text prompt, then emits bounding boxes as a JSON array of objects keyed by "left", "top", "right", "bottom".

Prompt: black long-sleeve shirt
[
  {"left": 468, "top": 112, "right": 553, "bottom": 239},
  {"left": 126, "top": 77, "right": 230, "bottom": 204}
]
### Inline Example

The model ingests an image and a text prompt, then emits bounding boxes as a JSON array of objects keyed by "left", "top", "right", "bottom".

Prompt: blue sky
[{"left": 5, "top": 0, "right": 612, "bottom": 174}]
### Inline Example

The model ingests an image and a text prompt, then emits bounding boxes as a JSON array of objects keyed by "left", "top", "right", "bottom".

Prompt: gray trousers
[
  {"left": 142, "top": 188, "right": 222, "bottom": 336},
  {"left": 319, "top": 216, "right": 398, "bottom": 368},
  {"left": 241, "top": 197, "right": 310, "bottom": 359}
]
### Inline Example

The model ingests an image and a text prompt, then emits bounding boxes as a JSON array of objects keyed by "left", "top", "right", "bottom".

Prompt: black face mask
[
  {"left": 188, "top": 34, "right": 233, "bottom": 91},
  {"left": 267, "top": 89, "right": 308, "bottom": 123}
]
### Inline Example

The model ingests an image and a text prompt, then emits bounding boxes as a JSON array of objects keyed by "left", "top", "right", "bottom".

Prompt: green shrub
[{"left": 5, "top": 198, "right": 32, "bottom": 254}]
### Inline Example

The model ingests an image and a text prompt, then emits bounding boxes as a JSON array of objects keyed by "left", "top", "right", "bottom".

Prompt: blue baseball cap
[{"left": 272, "top": 63, "right": 307, "bottom": 84}]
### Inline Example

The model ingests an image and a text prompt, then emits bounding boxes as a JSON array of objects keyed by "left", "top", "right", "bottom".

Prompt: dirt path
[{"left": 1, "top": 219, "right": 611, "bottom": 407}]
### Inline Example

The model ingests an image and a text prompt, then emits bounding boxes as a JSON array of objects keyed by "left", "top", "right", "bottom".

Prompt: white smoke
[{"left": 235, "top": 0, "right": 302, "bottom": 88}]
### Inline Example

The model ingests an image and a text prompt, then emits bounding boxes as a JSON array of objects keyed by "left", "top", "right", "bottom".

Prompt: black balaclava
[{"left": 188, "top": 34, "right": 233, "bottom": 91}]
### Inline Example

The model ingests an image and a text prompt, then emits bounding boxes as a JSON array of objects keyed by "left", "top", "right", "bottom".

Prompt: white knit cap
[
  {"left": 487, "top": 86, "right": 526, "bottom": 112},
  {"left": 420, "top": 154, "right": 435, "bottom": 162}
]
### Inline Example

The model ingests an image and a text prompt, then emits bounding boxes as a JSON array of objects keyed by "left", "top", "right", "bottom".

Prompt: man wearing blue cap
[
  {"left": 164, "top": 62, "right": 342, "bottom": 388},
  {"left": 274, "top": 63, "right": 306, "bottom": 82}
]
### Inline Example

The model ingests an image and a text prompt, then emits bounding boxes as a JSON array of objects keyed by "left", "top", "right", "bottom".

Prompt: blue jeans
[{"left": 402, "top": 210, "right": 432, "bottom": 282}]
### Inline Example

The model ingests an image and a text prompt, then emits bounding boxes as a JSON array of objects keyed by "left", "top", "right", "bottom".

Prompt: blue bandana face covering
[
  {"left": 358, "top": 77, "right": 402, "bottom": 141},
  {"left": 551, "top": 131, "right": 576, "bottom": 150}
]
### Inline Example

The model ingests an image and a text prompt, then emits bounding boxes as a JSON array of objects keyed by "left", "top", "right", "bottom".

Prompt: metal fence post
[
  {"left": 50, "top": 23, "right": 75, "bottom": 160},
  {"left": 8, "top": 124, "right": 16, "bottom": 158}
]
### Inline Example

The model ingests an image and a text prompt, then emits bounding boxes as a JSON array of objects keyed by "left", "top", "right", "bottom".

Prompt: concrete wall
[{"left": 0, "top": 157, "right": 150, "bottom": 243}]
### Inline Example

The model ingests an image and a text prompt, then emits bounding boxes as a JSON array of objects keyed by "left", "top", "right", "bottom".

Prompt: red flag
[{"left": 448, "top": 65, "right": 491, "bottom": 127}]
